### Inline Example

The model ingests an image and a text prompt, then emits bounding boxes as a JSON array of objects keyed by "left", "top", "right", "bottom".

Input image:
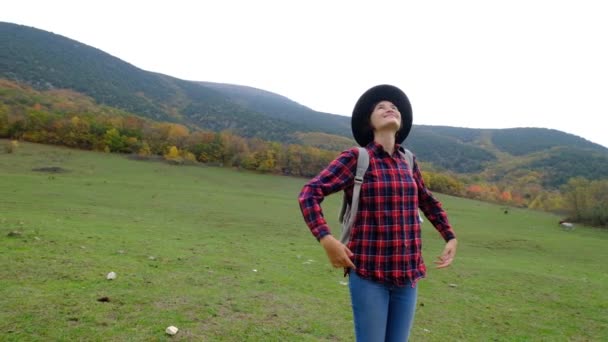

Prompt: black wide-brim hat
[{"left": 351, "top": 84, "right": 413, "bottom": 147}]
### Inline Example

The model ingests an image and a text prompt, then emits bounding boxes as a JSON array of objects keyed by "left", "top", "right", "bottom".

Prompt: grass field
[{"left": 1, "top": 141, "right": 607, "bottom": 341}]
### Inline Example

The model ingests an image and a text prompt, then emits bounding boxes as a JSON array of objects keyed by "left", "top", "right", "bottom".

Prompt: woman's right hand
[{"left": 319, "top": 235, "right": 356, "bottom": 269}]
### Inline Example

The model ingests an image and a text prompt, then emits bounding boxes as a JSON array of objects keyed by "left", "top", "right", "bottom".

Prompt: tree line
[
  {"left": 1, "top": 79, "right": 605, "bottom": 228},
  {"left": 0, "top": 82, "right": 336, "bottom": 177}
]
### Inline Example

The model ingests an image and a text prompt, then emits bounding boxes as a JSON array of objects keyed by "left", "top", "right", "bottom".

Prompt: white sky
[{"left": 2, "top": 0, "right": 607, "bottom": 147}]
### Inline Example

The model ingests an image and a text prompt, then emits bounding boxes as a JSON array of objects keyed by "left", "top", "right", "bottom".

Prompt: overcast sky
[{"left": 3, "top": 0, "right": 607, "bottom": 147}]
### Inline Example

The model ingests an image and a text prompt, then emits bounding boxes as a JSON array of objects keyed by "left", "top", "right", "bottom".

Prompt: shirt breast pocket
[
  {"left": 360, "top": 169, "right": 387, "bottom": 203},
  {"left": 362, "top": 166, "right": 416, "bottom": 201}
]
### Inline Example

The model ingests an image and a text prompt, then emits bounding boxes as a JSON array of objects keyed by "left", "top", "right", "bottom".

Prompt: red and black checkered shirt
[{"left": 298, "top": 142, "right": 456, "bottom": 287}]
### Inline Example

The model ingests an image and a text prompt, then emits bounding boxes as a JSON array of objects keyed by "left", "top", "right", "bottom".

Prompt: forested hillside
[
  {"left": 0, "top": 22, "right": 309, "bottom": 142},
  {"left": 198, "top": 81, "right": 352, "bottom": 137},
  {"left": 490, "top": 128, "right": 607, "bottom": 155},
  {"left": 2, "top": 20, "right": 608, "bottom": 221}
]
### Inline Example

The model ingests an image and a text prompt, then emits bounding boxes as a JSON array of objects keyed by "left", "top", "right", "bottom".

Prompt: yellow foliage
[
  {"left": 421, "top": 171, "right": 432, "bottom": 188},
  {"left": 181, "top": 151, "right": 196, "bottom": 162},
  {"left": 164, "top": 145, "right": 183, "bottom": 162},
  {"left": 169, "top": 146, "right": 178, "bottom": 156},
  {"left": 126, "top": 137, "right": 138, "bottom": 145},
  {"left": 138, "top": 142, "right": 151, "bottom": 156},
  {"left": 168, "top": 124, "right": 189, "bottom": 138}
]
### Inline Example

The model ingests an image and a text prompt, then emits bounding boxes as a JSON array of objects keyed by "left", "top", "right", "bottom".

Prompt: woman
[{"left": 298, "top": 84, "right": 458, "bottom": 341}]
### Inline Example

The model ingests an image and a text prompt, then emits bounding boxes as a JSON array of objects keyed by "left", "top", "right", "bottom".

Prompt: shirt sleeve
[
  {"left": 412, "top": 156, "right": 456, "bottom": 242},
  {"left": 298, "top": 148, "right": 358, "bottom": 241}
]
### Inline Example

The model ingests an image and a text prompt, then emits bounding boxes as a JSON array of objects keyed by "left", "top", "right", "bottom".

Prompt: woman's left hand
[{"left": 435, "top": 238, "right": 457, "bottom": 269}]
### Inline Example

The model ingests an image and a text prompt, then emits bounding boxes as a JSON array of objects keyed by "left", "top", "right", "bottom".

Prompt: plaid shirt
[{"left": 298, "top": 142, "right": 456, "bottom": 287}]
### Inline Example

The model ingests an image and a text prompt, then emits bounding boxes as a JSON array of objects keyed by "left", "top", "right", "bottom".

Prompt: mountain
[
  {"left": 197, "top": 81, "right": 352, "bottom": 137},
  {"left": 0, "top": 22, "right": 311, "bottom": 142},
  {"left": 0, "top": 22, "right": 355, "bottom": 143},
  {"left": 2, "top": 21, "right": 608, "bottom": 189},
  {"left": 405, "top": 126, "right": 608, "bottom": 188}
]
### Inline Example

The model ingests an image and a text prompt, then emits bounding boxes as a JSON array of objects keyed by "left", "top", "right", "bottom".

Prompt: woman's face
[{"left": 370, "top": 100, "right": 401, "bottom": 133}]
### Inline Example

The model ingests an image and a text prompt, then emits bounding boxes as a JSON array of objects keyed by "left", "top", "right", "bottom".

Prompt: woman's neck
[{"left": 374, "top": 131, "right": 396, "bottom": 155}]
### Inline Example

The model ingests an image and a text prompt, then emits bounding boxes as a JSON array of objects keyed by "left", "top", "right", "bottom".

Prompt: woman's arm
[
  {"left": 412, "top": 156, "right": 456, "bottom": 242},
  {"left": 298, "top": 148, "right": 359, "bottom": 241}
]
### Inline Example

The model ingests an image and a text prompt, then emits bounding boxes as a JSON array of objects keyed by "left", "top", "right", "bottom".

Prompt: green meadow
[{"left": 1, "top": 141, "right": 607, "bottom": 341}]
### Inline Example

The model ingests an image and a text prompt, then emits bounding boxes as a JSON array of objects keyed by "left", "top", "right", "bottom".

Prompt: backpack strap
[
  {"left": 339, "top": 147, "right": 369, "bottom": 244},
  {"left": 398, "top": 147, "right": 414, "bottom": 171},
  {"left": 399, "top": 146, "right": 424, "bottom": 223}
]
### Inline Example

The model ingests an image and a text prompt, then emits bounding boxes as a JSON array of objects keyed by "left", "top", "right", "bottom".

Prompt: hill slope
[
  {"left": 198, "top": 81, "right": 352, "bottom": 137},
  {"left": 2, "top": 141, "right": 607, "bottom": 340},
  {"left": 0, "top": 22, "right": 308, "bottom": 142},
  {"left": 2, "top": 21, "right": 608, "bottom": 188}
]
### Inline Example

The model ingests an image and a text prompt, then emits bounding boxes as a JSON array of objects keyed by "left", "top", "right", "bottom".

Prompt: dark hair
[{"left": 359, "top": 101, "right": 379, "bottom": 142}]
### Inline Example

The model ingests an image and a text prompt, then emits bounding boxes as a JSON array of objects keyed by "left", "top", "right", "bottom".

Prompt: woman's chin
[{"left": 380, "top": 121, "right": 401, "bottom": 131}]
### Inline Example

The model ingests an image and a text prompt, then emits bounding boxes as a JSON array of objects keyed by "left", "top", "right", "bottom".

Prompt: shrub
[{"left": 4, "top": 140, "right": 19, "bottom": 153}]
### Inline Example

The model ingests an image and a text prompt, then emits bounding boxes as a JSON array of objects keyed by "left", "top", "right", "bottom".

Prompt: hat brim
[{"left": 351, "top": 84, "right": 413, "bottom": 147}]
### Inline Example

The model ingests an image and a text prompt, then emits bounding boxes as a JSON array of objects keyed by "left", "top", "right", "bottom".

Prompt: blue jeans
[{"left": 348, "top": 271, "right": 418, "bottom": 342}]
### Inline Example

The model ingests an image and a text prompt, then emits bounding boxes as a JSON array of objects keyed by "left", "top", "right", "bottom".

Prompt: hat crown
[{"left": 351, "top": 84, "right": 413, "bottom": 147}]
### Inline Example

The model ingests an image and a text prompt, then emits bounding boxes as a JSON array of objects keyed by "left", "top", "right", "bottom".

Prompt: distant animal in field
[{"left": 559, "top": 220, "right": 575, "bottom": 231}]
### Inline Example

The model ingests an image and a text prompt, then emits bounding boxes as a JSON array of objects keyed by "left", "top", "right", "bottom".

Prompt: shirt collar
[{"left": 366, "top": 141, "right": 403, "bottom": 157}]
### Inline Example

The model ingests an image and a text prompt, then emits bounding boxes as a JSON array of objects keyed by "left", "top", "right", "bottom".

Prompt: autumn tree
[
  {"left": 284, "top": 144, "right": 304, "bottom": 176},
  {"left": 562, "top": 177, "right": 608, "bottom": 227},
  {"left": 142, "top": 123, "right": 171, "bottom": 154},
  {"left": 219, "top": 131, "right": 250, "bottom": 167},
  {"left": 138, "top": 141, "right": 152, "bottom": 156},
  {"left": 425, "top": 172, "right": 464, "bottom": 196},
  {"left": 499, "top": 190, "right": 512, "bottom": 203},
  {"left": 197, "top": 133, "right": 224, "bottom": 164},
  {"left": 166, "top": 124, "right": 190, "bottom": 148},
  {"left": 180, "top": 150, "right": 197, "bottom": 162},
  {"left": 528, "top": 191, "right": 565, "bottom": 212},
  {"left": 164, "top": 145, "right": 182, "bottom": 162},
  {"left": 0, "top": 104, "right": 8, "bottom": 136},
  {"left": 103, "top": 128, "right": 125, "bottom": 152}
]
